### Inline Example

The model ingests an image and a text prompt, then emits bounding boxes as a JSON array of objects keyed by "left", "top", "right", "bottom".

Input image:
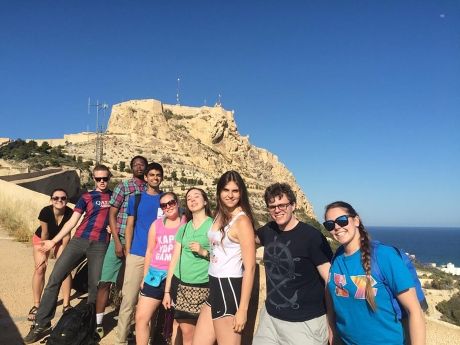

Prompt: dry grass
[
  {"left": 0, "top": 193, "right": 38, "bottom": 241},
  {"left": 0, "top": 180, "right": 49, "bottom": 242}
]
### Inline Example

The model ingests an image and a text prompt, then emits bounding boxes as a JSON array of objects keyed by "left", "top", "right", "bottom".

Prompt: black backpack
[
  {"left": 72, "top": 258, "right": 88, "bottom": 294},
  {"left": 46, "top": 303, "right": 98, "bottom": 345}
]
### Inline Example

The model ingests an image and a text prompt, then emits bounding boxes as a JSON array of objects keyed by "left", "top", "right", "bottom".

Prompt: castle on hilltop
[{"left": 13, "top": 98, "right": 316, "bottom": 225}]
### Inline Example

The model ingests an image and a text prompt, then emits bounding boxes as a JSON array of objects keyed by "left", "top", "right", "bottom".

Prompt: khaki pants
[{"left": 115, "top": 254, "right": 145, "bottom": 345}]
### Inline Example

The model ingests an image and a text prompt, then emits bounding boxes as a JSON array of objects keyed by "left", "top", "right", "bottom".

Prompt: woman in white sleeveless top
[{"left": 192, "top": 170, "right": 256, "bottom": 345}]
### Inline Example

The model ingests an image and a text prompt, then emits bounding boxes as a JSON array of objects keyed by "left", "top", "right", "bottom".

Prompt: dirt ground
[
  {"left": 1, "top": 226, "right": 459, "bottom": 345},
  {"left": 0, "top": 226, "right": 118, "bottom": 345}
]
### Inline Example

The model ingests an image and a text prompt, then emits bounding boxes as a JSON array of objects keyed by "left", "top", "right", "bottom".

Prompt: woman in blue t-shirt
[
  {"left": 323, "top": 201, "right": 425, "bottom": 345},
  {"left": 28, "top": 188, "right": 73, "bottom": 322}
]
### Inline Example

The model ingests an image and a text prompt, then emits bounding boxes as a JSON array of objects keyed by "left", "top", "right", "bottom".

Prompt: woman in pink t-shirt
[{"left": 135, "top": 192, "right": 184, "bottom": 345}]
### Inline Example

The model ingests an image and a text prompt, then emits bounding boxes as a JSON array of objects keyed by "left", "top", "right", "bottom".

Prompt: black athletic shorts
[
  {"left": 139, "top": 279, "right": 166, "bottom": 300},
  {"left": 206, "top": 275, "right": 242, "bottom": 319}
]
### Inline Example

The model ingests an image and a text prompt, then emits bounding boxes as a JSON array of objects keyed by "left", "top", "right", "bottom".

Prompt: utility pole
[{"left": 88, "top": 97, "right": 109, "bottom": 164}]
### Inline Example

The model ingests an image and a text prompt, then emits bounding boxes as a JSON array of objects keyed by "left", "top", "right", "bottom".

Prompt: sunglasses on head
[
  {"left": 160, "top": 199, "right": 177, "bottom": 210},
  {"left": 323, "top": 215, "right": 351, "bottom": 232},
  {"left": 51, "top": 196, "right": 67, "bottom": 201},
  {"left": 94, "top": 177, "right": 109, "bottom": 182}
]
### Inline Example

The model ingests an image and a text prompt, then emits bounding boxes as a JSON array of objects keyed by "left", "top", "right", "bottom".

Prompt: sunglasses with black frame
[{"left": 323, "top": 215, "right": 353, "bottom": 232}]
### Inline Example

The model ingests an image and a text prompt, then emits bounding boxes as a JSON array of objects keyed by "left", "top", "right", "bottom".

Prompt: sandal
[
  {"left": 27, "top": 306, "right": 38, "bottom": 321},
  {"left": 63, "top": 305, "right": 72, "bottom": 313}
]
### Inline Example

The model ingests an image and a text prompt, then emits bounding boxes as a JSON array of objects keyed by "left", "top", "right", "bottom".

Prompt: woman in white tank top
[{"left": 192, "top": 171, "right": 256, "bottom": 345}]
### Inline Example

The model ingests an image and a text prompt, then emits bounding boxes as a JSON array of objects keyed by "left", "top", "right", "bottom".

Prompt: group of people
[{"left": 23, "top": 155, "right": 426, "bottom": 345}]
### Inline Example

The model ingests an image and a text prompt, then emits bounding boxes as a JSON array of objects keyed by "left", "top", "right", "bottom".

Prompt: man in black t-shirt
[{"left": 254, "top": 183, "right": 333, "bottom": 345}]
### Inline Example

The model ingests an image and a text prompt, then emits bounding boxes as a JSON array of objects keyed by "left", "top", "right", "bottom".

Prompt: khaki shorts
[{"left": 253, "top": 306, "right": 328, "bottom": 345}]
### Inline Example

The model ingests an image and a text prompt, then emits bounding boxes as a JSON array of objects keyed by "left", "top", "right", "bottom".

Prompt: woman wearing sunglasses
[
  {"left": 162, "top": 188, "right": 213, "bottom": 345},
  {"left": 28, "top": 188, "right": 73, "bottom": 322},
  {"left": 135, "top": 192, "right": 185, "bottom": 345},
  {"left": 324, "top": 201, "right": 425, "bottom": 345},
  {"left": 192, "top": 171, "right": 256, "bottom": 345}
]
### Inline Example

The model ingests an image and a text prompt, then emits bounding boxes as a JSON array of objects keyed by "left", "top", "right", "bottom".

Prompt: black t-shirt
[
  {"left": 35, "top": 205, "right": 74, "bottom": 241},
  {"left": 257, "top": 221, "right": 333, "bottom": 322}
]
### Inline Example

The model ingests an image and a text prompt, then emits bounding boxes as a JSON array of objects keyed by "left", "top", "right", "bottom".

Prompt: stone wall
[{"left": 2, "top": 169, "right": 82, "bottom": 203}]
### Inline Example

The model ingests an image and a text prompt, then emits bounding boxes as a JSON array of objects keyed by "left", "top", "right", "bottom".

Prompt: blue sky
[{"left": 1, "top": 1, "right": 459, "bottom": 227}]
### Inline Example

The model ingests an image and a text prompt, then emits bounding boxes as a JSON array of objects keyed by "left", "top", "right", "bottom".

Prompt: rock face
[{"left": 66, "top": 99, "right": 316, "bottom": 223}]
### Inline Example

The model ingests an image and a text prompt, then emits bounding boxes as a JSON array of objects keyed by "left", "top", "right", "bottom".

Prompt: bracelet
[
  {"left": 164, "top": 291, "right": 170, "bottom": 293},
  {"left": 205, "top": 250, "right": 210, "bottom": 261}
]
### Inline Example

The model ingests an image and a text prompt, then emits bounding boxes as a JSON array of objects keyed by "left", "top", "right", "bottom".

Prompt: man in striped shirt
[{"left": 24, "top": 164, "right": 113, "bottom": 344}]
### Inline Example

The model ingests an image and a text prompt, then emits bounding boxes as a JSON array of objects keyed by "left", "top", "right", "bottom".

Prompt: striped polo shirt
[{"left": 74, "top": 190, "right": 112, "bottom": 242}]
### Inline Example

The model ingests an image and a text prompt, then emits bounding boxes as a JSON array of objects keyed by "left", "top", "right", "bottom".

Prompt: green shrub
[
  {"left": 430, "top": 276, "right": 455, "bottom": 290},
  {"left": 119, "top": 161, "right": 126, "bottom": 171},
  {"left": 436, "top": 292, "right": 460, "bottom": 326}
]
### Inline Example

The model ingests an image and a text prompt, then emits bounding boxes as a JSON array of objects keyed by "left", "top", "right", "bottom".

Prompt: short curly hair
[{"left": 264, "top": 183, "right": 296, "bottom": 206}]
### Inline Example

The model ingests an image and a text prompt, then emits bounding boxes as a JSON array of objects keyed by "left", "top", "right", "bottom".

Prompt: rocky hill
[{"left": 57, "top": 99, "right": 315, "bottom": 224}]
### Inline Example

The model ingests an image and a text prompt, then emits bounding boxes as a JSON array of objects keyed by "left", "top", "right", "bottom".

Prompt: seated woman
[
  {"left": 135, "top": 192, "right": 185, "bottom": 345},
  {"left": 28, "top": 188, "right": 73, "bottom": 322}
]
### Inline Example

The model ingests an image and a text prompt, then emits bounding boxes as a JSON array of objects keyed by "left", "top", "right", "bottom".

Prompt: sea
[{"left": 368, "top": 226, "right": 460, "bottom": 267}]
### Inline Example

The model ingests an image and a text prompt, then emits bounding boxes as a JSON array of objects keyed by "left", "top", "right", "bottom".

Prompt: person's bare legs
[
  {"left": 192, "top": 304, "right": 215, "bottom": 345},
  {"left": 172, "top": 320, "right": 182, "bottom": 345},
  {"left": 96, "top": 282, "right": 111, "bottom": 315},
  {"left": 32, "top": 245, "right": 49, "bottom": 307},
  {"left": 214, "top": 316, "right": 242, "bottom": 345},
  {"left": 135, "top": 295, "right": 162, "bottom": 345},
  {"left": 178, "top": 319, "right": 196, "bottom": 345},
  {"left": 55, "top": 243, "right": 71, "bottom": 308}
]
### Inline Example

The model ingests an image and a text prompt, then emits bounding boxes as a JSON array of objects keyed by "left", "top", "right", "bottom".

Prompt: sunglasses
[
  {"left": 160, "top": 199, "right": 177, "bottom": 210},
  {"left": 94, "top": 177, "right": 110, "bottom": 182},
  {"left": 51, "top": 196, "right": 67, "bottom": 201},
  {"left": 323, "top": 215, "right": 351, "bottom": 232}
]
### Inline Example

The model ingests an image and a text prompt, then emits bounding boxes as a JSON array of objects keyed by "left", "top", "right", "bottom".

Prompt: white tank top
[{"left": 208, "top": 211, "right": 245, "bottom": 278}]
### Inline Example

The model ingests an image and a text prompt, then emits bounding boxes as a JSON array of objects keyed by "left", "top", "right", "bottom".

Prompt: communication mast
[
  {"left": 88, "top": 97, "right": 110, "bottom": 164},
  {"left": 176, "top": 77, "right": 181, "bottom": 105},
  {"left": 215, "top": 93, "right": 222, "bottom": 107}
]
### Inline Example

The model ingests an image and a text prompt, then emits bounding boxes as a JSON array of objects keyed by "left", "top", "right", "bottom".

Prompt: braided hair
[{"left": 325, "top": 201, "right": 377, "bottom": 312}]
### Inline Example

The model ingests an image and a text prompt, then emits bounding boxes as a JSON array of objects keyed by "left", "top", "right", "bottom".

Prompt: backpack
[
  {"left": 331, "top": 240, "right": 428, "bottom": 320},
  {"left": 46, "top": 303, "right": 98, "bottom": 345},
  {"left": 133, "top": 192, "right": 142, "bottom": 226},
  {"left": 72, "top": 258, "right": 88, "bottom": 294},
  {"left": 370, "top": 240, "right": 428, "bottom": 320}
]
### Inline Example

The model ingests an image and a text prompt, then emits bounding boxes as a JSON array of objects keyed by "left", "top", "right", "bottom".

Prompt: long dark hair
[
  {"left": 184, "top": 187, "right": 212, "bottom": 222},
  {"left": 214, "top": 171, "right": 254, "bottom": 241},
  {"left": 324, "top": 201, "right": 376, "bottom": 312}
]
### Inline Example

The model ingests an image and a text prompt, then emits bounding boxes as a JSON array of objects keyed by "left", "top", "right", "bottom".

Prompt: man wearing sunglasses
[
  {"left": 24, "top": 165, "right": 112, "bottom": 344},
  {"left": 253, "top": 183, "right": 333, "bottom": 345},
  {"left": 115, "top": 162, "right": 165, "bottom": 345}
]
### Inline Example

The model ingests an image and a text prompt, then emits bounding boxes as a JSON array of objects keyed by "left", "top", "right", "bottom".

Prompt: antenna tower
[
  {"left": 88, "top": 97, "right": 110, "bottom": 164},
  {"left": 176, "top": 77, "right": 181, "bottom": 105},
  {"left": 215, "top": 93, "right": 222, "bottom": 107}
]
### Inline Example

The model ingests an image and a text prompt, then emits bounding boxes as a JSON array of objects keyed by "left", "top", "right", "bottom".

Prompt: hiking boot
[
  {"left": 96, "top": 324, "right": 104, "bottom": 340},
  {"left": 23, "top": 322, "right": 52, "bottom": 344}
]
